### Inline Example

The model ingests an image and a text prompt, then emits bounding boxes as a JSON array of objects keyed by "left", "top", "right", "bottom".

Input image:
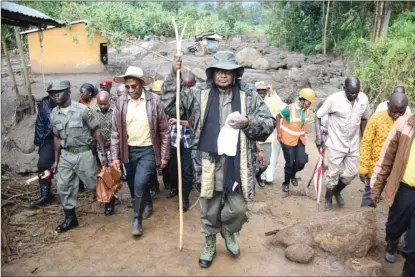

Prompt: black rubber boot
[
  {"left": 183, "top": 191, "right": 190, "bottom": 212},
  {"left": 55, "top": 209, "right": 79, "bottom": 233},
  {"left": 143, "top": 200, "right": 153, "bottom": 220},
  {"left": 282, "top": 173, "right": 290, "bottom": 192},
  {"left": 402, "top": 260, "right": 415, "bottom": 277},
  {"left": 325, "top": 187, "right": 334, "bottom": 211},
  {"left": 385, "top": 238, "right": 399, "bottom": 263},
  {"left": 256, "top": 171, "right": 265, "bottom": 188},
  {"left": 132, "top": 197, "right": 144, "bottom": 236},
  {"left": 291, "top": 174, "right": 299, "bottom": 187},
  {"left": 104, "top": 196, "right": 115, "bottom": 216},
  {"left": 30, "top": 183, "right": 52, "bottom": 207},
  {"left": 334, "top": 180, "right": 346, "bottom": 207}
]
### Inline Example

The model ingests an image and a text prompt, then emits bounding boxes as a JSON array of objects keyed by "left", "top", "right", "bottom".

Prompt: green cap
[{"left": 47, "top": 80, "right": 70, "bottom": 92}]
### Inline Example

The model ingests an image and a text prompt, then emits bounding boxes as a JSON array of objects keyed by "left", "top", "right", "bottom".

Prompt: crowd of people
[{"left": 31, "top": 50, "right": 413, "bottom": 276}]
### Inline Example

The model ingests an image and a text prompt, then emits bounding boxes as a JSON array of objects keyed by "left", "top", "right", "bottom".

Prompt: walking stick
[{"left": 172, "top": 17, "right": 187, "bottom": 251}]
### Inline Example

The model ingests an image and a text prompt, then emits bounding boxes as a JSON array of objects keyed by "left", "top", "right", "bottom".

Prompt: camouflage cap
[{"left": 47, "top": 80, "right": 70, "bottom": 92}]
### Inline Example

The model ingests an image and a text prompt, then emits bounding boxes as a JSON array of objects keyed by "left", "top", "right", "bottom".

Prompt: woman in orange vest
[{"left": 276, "top": 88, "right": 316, "bottom": 192}]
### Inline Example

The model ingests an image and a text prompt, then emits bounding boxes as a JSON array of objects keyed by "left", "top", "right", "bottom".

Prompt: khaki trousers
[
  {"left": 200, "top": 191, "right": 248, "bottom": 236},
  {"left": 323, "top": 147, "right": 359, "bottom": 190}
]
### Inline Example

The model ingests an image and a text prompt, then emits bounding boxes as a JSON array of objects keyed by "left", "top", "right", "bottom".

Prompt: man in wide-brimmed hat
[
  {"left": 161, "top": 51, "right": 275, "bottom": 268},
  {"left": 111, "top": 66, "right": 171, "bottom": 237}
]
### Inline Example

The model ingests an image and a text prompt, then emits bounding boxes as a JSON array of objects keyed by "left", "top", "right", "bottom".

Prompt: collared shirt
[
  {"left": 402, "top": 138, "right": 415, "bottom": 187},
  {"left": 317, "top": 91, "right": 371, "bottom": 153},
  {"left": 359, "top": 111, "right": 395, "bottom": 177},
  {"left": 281, "top": 101, "right": 306, "bottom": 127},
  {"left": 51, "top": 101, "right": 99, "bottom": 148},
  {"left": 375, "top": 100, "right": 411, "bottom": 114},
  {"left": 92, "top": 105, "right": 114, "bottom": 141},
  {"left": 170, "top": 124, "right": 192, "bottom": 148},
  {"left": 126, "top": 91, "right": 152, "bottom": 146}
]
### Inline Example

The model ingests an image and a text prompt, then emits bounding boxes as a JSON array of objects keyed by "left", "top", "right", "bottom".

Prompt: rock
[
  {"left": 329, "top": 59, "right": 344, "bottom": 69},
  {"left": 314, "top": 85, "right": 339, "bottom": 99},
  {"left": 7, "top": 114, "right": 36, "bottom": 154},
  {"left": 346, "top": 258, "right": 382, "bottom": 276},
  {"left": 235, "top": 47, "right": 263, "bottom": 68},
  {"left": 159, "top": 51, "right": 168, "bottom": 56},
  {"left": 252, "top": 57, "right": 270, "bottom": 70},
  {"left": 271, "top": 224, "right": 313, "bottom": 247},
  {"left": 311, "top": 210, "right": 377, "bottom": 259},
  {"left": 285, "top": 244, "right": 314, "bottom": 264},
  {"left": 286, "top": 53, "right": 305, "bottom": 69},
  {"left": 329, "top": 77, "right": 344, "bottom": 89}
]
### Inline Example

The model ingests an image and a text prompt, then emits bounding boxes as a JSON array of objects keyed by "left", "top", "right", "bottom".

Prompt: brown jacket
[
  {"left": 371, "top": 113, "right": 415, "bottom": 206},
  {"left": 110, "top": 91, "right": 171, "bottom": 165}
]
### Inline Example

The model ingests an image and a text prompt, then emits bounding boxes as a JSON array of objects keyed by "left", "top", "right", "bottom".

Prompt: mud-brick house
[{"left": 20, "top": 20, "right": 108, "bottom": 74}]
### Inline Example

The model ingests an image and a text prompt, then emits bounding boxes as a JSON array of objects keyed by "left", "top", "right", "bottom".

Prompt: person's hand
[
  {"left": 172, "top": 54, "right": 182, "bottom": 72},
  {"left": 51, "top": 161, "right": 58, "bottom": 173},
  {"left": 359, "top": 174, "right": 367, "bottom": 183},
  {"left": 266, "top": 85, "right": 274, "bottom": 97},
  {"left": 315, "top": 137, "right": 323, "bottom": 148},
  {"left": 34, "top": 145, "right": 39, "bottom": 153},
  {"left": 168, "top": 118, "right": 177, "bottom": 125},
  {"left": 258, "top": 150, "right": 266, "bottom": 166},
  {"left": 277, "top": 132, "right": 282, "bottom": 142},
  {"left": 371, "top": 195, "right": 379, "bottom": 208},
  {"left": 112, "top": 160, "right": 121, "bottom": 171},
  {"left": 160, "top": 159, "right": 169, "bottom": 169},
  {"left": 228, "top": 115, "right": 248, "bottom": 130},
  {"left": 323, "top": 128, "right": 329, "bottom": 135}
]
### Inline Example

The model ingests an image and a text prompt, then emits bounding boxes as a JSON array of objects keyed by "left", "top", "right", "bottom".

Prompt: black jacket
[{"left": 34, "top": 96, "right": 56, "bottom": 147}]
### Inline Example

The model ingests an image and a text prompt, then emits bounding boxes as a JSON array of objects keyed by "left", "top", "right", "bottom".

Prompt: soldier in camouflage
[{"left": 161, "top": 51, "right": 275, "bottom": 268}]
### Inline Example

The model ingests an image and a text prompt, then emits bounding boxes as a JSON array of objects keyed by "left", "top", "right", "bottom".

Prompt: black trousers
[
  {"left": 167, "top": 145, "right": 193, "bottom": 195},
  {"left": 128, "top": 146, "right": 156, "bottom": 201},
  {"left": 281, "top": 140, "right": 308, "bottom": 183},
  {"left": 37, "top": 138, "right": 55, "bottom": 186},
  {"left": 385, "top": 183, "right": 415, "bottom": 274}
]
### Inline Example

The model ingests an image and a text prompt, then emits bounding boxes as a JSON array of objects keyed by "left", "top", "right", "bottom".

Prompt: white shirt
[
  {"left": 317, "top": 91, "right": 371, "bottom": 153},
  {"left": 375, "top": 100, "right": 411, "bottom": 114}
]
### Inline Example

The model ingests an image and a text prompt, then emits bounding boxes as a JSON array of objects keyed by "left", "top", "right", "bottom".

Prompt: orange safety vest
[{"left": 280, "top": 104, "right": 310, "bottom": 146}]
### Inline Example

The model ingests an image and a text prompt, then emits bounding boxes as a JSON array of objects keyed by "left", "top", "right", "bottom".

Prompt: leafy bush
[{"left": 347, "top": 11, "right": 415, "bottom": 106}]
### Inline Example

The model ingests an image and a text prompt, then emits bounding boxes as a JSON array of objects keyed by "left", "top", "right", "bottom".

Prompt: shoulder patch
[{"left": 87, "top": 109, "right": 93, "bottom": 117}]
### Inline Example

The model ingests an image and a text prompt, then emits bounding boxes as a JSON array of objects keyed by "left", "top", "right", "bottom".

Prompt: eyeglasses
[
  {"left": 214, "top": 69, "right": 233, "bottom": 76},
  {"left": 125, "top": 84, "right": 139, "bottom": 90}
]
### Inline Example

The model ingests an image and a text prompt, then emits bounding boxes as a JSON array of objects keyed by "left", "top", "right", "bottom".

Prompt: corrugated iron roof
[
  {"left": 1, "top": 2, "right": 65, "bottom": 26},
  {"left": 20, "top": 20, "right": 88, "bottom": 35}
]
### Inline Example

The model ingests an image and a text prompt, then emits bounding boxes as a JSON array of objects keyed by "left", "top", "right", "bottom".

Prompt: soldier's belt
[{"left": 63, "top": 145, "right": 90, "bottom": 154}]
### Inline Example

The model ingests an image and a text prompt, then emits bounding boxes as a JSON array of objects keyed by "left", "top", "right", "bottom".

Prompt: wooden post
[
  {"left": 1, "top": 35, "right": 19, "bottom": 96},
  {"left": 14, "top": 26, "right": 34, "bottom": 114}
]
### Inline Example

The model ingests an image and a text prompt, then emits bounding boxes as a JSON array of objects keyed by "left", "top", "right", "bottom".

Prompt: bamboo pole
[
  {"left": 14, "top": 26, "right": 34, "bottom": 114},
  {"left": 172, "top": 17, "right": 187, "bottom": 251},
  {"left": 1, "top": 35, "right": 19, "bottom": 96}
]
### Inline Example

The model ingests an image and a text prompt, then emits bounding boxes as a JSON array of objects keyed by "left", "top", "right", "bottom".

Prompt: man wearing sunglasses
[{"left": 111, "top": 66, "right": 170, "bottom": 237}]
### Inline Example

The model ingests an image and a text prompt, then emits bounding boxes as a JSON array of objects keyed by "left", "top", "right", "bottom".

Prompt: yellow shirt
[
  {"left": 260, "top": 94, "right": 286, "bottom": 144},
  {"left": 402, "top": 139, "right": 415, "bottom": 187},
  {"left": 126, "top": 92, "right": 152, "bottom": 147},
  {"left": 359, "top": 111, "right": 395, "bottom": 176}
]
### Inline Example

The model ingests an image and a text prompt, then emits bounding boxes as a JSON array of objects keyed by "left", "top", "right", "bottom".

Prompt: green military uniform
[{"left": 51, "top": 99, "right": 99, "bottom": 209}]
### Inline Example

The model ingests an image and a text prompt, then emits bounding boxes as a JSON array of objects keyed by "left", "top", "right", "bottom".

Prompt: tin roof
[
  {"left": 1, "top": 2, "right": 65, "bottom": 28},
  {"left": 20, "top": 20, "right": 88, "bottom": 35}
]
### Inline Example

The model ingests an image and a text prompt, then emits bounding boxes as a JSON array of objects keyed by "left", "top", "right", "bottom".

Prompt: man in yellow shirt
[
  {"left": 111, "top": 66, "right": 171, "bottom": 237},
  {"left": 371, "top": 112, "right": 415, "bottom": 277},
  {"left": 360, "top": 93, "right": 408, "bottom": 207}
]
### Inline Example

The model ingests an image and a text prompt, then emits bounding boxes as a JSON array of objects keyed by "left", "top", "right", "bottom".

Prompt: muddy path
[{"left": 1, "top": 142, "right": 403, "bottom": 276}]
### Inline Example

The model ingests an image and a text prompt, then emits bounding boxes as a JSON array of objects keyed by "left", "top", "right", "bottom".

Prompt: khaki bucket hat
[
  {"left": 205, "top": 51, "right": 244, "bottom": 80},
  {"left": 113, "top": 66, "right": 153, "bottom": 85}
]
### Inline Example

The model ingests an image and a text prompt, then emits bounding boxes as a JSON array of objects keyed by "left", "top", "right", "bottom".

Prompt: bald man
[
  {"left": 360, "top": 93, "right": 409, "bottom": 209},
  {"left": 375, "top": 86, "right": 412, "bottom": 114},
  {"left": 315, "top": 77, "right": 371, "bottom": 210}
]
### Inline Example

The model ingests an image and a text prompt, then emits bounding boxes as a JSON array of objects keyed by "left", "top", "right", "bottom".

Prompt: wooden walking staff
[{"left": 172, "top": 17, "right": 187, "bottom": 251}]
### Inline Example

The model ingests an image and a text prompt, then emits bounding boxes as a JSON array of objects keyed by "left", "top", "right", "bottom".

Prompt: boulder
[
  {"left": 286, "top": 53, "right": 305, "bottom": 69},
  {"left": 311, "top": 210, "right": 377, "bottom": 259},
  {"left": 252, "top": 57, "right": 270, "bottom": 70},
  {"left": 7, "top": 114, "right": 36, "bottom": 154},
  {"left": 235, "top": 47, "right": 263, "bottom": 68},
  {"left": 285, "top": 244, "right": 314, "bottom": 264},
  {"left": 192, "top": 68, "right": 206, "bottom": 81},
  {"left": 271, "top": 224, "right": 313, "bottom": 247}
]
